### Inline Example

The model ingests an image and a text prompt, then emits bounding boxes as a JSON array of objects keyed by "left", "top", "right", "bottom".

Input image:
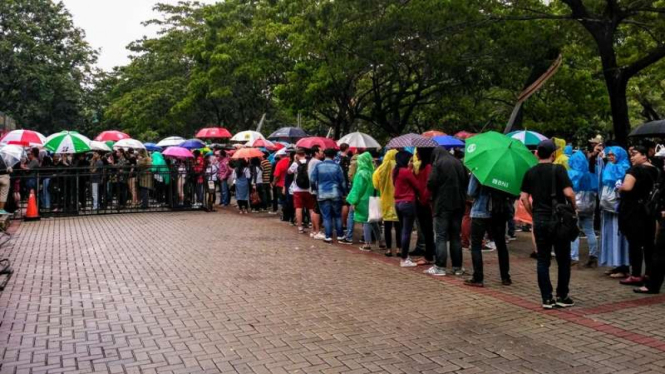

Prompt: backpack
[
  {"left": 548, "top": 164, "right": 579, "bottom": 242},
  {"left": 295, "top": 160, "right": 310, "bottom": 189},
  {"left": 489, "top": 188, "right": 513, "bottom": 217},
  {"left": 641, "top": 167, "right": 662, "bottom": 219}
]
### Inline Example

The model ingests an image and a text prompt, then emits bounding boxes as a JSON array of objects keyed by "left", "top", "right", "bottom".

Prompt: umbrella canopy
[
  {"left": 268, "top": 127, "right": 308, "bottom": 140},
  {"left": 44, "top": 131, "right": 92, "bottom": 154},
  {"left": 0, "top": 144, "right": 26, "bottom": 167},
  {"left": 0, "top": 130, "right": 46, "bottom": 147},
  {"left": 275, "top": 146, "right": 295, "bottom": 157},
  {"left": 385, "top": 133, "right": 438, "bottom": 149},
  {"left": 463, "top": 131, "right": 537, "bottom": 196},
  {"left": 231, "top": 147, "right": 265, "bottom": 159},
  {"left": 629, "top": 119, "right": 665, "bottom": 137},
  {"left": 337, "top": 132, "right": 381, "bottom": 148},
  {"left": 231, "top": 130, "right": 265, "bottom": 143},
  {"left": 157, "top": 136, "right": 186, "bottom": 147},
  {"left": 114, "top": 138, "right": 146, "bottom": 150},
  {"left": 95, "top": 130, "right": 130, "bottom": 142},
  {"left": 432, "top": 135, "right": 465, "bottom": 149},
  {"left": 454, "top": 131, "right": 476, "bottom": 140},
  {"left": 180, "top": 139, "right": 206, "bottom": 150},
  {"left": 246, "top": 138, "right": 278, "bottom": 150},
  {"left": 162, "top": 146, "right": 194, "bottom": 159},
  {"left": 296, "top": 137, "right": 339, "bottom": 150},
  {"left": 196, "top": 127, "right": 232, "bottom": 139},
  {"left": 422, "top": 130, "right": 446, "bottom": 138},
  {"left": 90, "top": 141, "right": 112, "bottom": 152},
  {"left": 507, "top": 130, "right": 547, "bottom": 146},
  {"left": 144, "top": 143, "right": 163, "bottom": 152}
]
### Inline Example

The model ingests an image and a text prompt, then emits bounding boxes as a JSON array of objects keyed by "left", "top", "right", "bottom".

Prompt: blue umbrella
[
  {"left": 432, "top": 135, "right": 465, "bottom": 149},
  {"left": 385, "top": 133, "right": 438, "bottom": 149},
  {"left": 268, "top": 127, "right": 308, "bottom": 140},
  {"left": 144, "top": 143, "right": 163, "bottom": 152},
  {"left": 180, "top": 139, "right": 206, "bottom": 150}
]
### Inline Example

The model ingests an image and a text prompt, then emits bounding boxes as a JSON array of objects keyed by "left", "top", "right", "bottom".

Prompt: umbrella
[
  {"left": 246, "top": 138, "right": 278, "bottom": 150},
  {"left": 337, "top": 132, "right": 381, "bottom": 148},
  {"left": 296, "top": 137, "right": 339, "bottom": 150},
  {"left": 162, "top": 146, "right": 194, "bottom": 159},
  {"left": 231, "top": 130, "right": 265, "bottom": 143},
  {"left": 180, "top": 139, "right": 206, "bottom": 150},
  {"left": 275, "top": 146, "right": 295, "bottom": 157},
  {"left": 157, "top": 136, "right": 186, "bottom": 147},
  {"left": 432, "top": 135, "right": 465, "bottom": 149},
  {"left": 195, "top": 127, "right": 232, "bottom": 139},
  {"left": 44, "top": 131, "right": 92, "bottom": 154},
  {"left": 0, "top": 144, "right": 26, "bottom": 167},
  {"left": 95, "top": 130, "right": 130, "bottom": 142},
  {"left": 454, "top": 131, "right": 476, "bottom": 140},
  {"left": 0, "top": 130, "right": 46, "bottom": 147},
  {"left": 114, "top": 138, "right": 146, "bottom": 150},
  {"left": 507, "top": 130, "right": 547, "bottom": 146},
  {"left": 151, "top": 152, "right": 171, "bottom": 184},
  {"left": 90, "top": 141, "right": 112, "bottom": 152},
  {"left": 231, "top": 147, "right": 265, "bottom": 159},
  {"left": 422, "top": 130, "right": 446, "bottom": 138},
  {"left": 629, "top": 119, "right": 665, "bottom": 137},
  {"left": 144, "top": 143, "right": 163, "bottom": 152},
  {"left": 268, "top": 127, "right": 308, "bottom": 140},
  {"left": 463, "top": 131, "right": 537, "bottom": 196},
  {"left": 385, "top": 133, "right": 438, "bottom": 149}
]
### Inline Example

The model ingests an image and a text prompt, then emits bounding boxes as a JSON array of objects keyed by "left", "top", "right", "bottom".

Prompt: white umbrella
[
  {"left": 0, "top": 130, "right": 46, "bottom": 147},
  {"left": 90, "top": 141, "right": 112, "bottom": 152},
  {"left": 114, "top": 138, "right": 145, "bottom": 150},
  {"left": 156, "top": 136, "right": 185, "bottom": 147},
  {"left": 44, "top": 131, "right": 92, "bottom": 154},
  {"left": 337, "top": 132, "right": 381, "bottom": 148},
  {"left": 231, "top": 130, "right": 265, "bottom": 143},
  {"left": 0, "top": 144, "right": 26, "bottom": 167}
]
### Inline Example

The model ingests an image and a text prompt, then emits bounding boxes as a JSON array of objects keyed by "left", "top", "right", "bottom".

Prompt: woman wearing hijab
[
  {"left": 232, "top": 158, "right": 252, "bottom": 214},
  {"left": 599, "top": 146, "right": 631, "bottom": 277},
  {"left": 347, "top": 152, "right": 384, "bottom": 251},
  {"left": 373, "top": 149, "right": 401, "bottom": 257},
  {"left": 392, "top": 151, "right": 420, "bottom": 267},
  {"left": 568, "top": 151, "right": 599, "bottom": 268}
]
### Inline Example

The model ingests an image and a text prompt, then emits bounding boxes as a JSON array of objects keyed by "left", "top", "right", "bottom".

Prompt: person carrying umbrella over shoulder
[{"left": 392, "top": 151, "right": 420, "bottom": 267}]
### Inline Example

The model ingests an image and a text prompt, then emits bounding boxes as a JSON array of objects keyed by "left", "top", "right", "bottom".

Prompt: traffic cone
[{"left": 25, "top": 189, "right": 40, "bottom": 221}]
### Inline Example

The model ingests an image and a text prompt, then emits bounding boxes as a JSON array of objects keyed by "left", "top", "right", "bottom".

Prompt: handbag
[
  {"left": 576, "top": 191, "right": 596, "bottom": 216},
  {"left": 250, "top": 189, "right": 261, "bottom": 205},
  {"left": 367, "top": 191, "right": 383, "bottom": 223},
  {"left": 549, "top": 165, "right": 579, "bottom": 242},
  {"left": 600, "top": 185, "right": 619, "bottom": 212}
]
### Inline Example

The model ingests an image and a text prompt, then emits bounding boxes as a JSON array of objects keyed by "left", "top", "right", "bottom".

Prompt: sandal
[
  {"left": 633, "top": 286, "right": 657, "bottom": 294},
  {"left": 415, "top": 259, "right": 433, "bottom": 266},
  {"left": 609, "top": 272, "right": 627, "bottom": 279},
  {"left": 359, "top": 245, "right": 372, "bottom": 252},
  {"left": 384, "top": 250, "right": 393, "bottom": 257}
]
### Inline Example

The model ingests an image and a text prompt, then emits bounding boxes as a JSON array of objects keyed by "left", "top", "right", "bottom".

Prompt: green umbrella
[
  {"left": 151, "top": 152, "right": 170, "bottom": 184},
  {"left": 463, "top": 131, "right": 537, "bottom": 195},
  {"left": 44, "top": 131, "right": 92, "bottom": 154}
]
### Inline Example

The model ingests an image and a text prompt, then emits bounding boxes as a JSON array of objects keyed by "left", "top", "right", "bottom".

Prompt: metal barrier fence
[{"left": 7, "top": 165, "right": 214, "bottom": 219}]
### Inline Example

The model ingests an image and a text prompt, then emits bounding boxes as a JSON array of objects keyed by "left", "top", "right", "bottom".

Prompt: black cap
[{"left": 537, "top": 139, "right": 558, "bottom": 154}]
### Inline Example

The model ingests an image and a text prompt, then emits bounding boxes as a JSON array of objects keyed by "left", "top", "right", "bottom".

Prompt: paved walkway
[{"left": 1, "top": 210, "right": 665, "bottom": 374}]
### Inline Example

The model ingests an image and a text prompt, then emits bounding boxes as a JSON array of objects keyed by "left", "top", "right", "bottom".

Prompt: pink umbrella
[
  {"left": 195, "top": 127, "right": 232, "bottom": 139},
  {"left": 95, "top": 130, "right": 130, "bottom": 142},
  {"left": 454, "top": 131, "right": 476, "bottom": 140},
  {"left": 246, "top": 138, "right": 277, "bottom": 150},
  {"left": 162, "top": 146, "right": 194, "bottom": 159},
  {"left": 296, "top": 137, "right": 339, "bottom": 150},
  {"left": 231, "top": 148, "right": 265, "bottom": 159}
]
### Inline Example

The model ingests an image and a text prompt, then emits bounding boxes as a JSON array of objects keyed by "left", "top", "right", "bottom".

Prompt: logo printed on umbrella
[
  {"left": 467, "top": 144, "right": 477, "bottom": 153},
  {"left": 492, "top": 179, "right": 509, "bottom": 188}
]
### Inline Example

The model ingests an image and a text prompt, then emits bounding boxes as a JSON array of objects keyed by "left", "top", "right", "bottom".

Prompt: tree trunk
[{"left": 605, "top": 78, "right": 630, "bottom": 146}]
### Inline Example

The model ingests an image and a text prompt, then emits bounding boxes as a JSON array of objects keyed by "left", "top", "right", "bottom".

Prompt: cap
[
  {"left": 537, "top": 139, "right": 558, "bottom": 155},
  {"left": 588, "top": 135, "right": 603, "bottom": 144}
]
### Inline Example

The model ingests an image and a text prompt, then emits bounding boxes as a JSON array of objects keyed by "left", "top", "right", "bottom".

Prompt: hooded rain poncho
[
  {"left": 567, "top": 151, "right": 597, "bottom": 192},
  {"left": 372, "top": 150, "right": 398, "bottom": 221},
  {"left": 346, "top": 152, "right": 376, "bottom": 223},
  {"left": 602, "top": 146, "right": 630, "bottom": 186}
]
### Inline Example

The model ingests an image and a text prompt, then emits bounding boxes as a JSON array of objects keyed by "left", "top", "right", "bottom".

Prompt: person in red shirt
[
  {"left": 272, "top": 153, "right": 290, "bottom": 215},
  {"left": 393, "top": 151, "right": 420, "bottom": 267},
  {"left": 415, "top": 148, "right": 435, "bottom": 265}
]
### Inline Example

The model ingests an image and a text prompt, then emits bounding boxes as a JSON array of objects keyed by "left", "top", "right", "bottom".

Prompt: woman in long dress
[{"left": 232, "top": 159, "right": 251, "bottom": 214}]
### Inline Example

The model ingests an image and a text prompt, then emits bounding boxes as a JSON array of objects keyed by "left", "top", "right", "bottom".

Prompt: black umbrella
[
  {"left": 268, "top": 127, "right": 308, "bottom": 140},
  {"left": 629, "top": 120, "right": 665, "bottom": 137}
]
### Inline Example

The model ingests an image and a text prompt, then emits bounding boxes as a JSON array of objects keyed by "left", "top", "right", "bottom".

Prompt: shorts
[
  {"left": 294, "top": 191, "right": 315, "bottom": 210},
  {"left": 0, "top": 174, "right": 9, "bottom": 203}
]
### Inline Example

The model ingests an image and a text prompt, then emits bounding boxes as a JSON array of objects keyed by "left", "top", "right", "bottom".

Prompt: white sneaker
[
  {"left": 313, "top": 232, "right": 326, "bottom": 240},
  {"left": 401, "top": 258, "right": 417, "bottom": 267},
  {"left": 309, "top": 232, "right": 315, "bottom": 238},
  {"left": 424, "top": 266, "right": 446, "bottom": 276}
]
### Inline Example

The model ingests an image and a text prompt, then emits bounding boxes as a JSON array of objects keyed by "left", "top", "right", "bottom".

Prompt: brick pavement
[{"left": 1, "top": 210, "right": 665, "bottom": 373}]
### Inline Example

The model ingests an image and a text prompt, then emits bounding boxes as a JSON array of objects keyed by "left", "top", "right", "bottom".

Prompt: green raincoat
[
  {"left": 346, "top": 152, "right": 376, "bottom": 223},
  {"left": 150, "top": 152, "right": 171, "bottom": 184}
]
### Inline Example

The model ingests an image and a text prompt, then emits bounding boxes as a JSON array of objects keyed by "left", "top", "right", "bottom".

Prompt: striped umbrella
[
  {"left": 0, "top": 130, "right": 46, "bottom": 147},
  {"left": 44, "top": 131, "right": 92, "bottom": 154},
  {"left": 385, "top": 133, "right": 438, "bottom": 149},
  {"left": 507, "top": 130, "right": 547, "bottom": 146}
]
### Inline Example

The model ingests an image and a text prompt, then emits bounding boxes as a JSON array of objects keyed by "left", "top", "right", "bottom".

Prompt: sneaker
[
  {"left": 530, "top": 251, "right": 538, "bottom": 259},
  {"left": 423, "top": 266, "right": 446, "bottom": 276},
  {"left": 482, "top": 241, "right": 496, "bottom": 252},
  {"left": 339, "top": 238, "right": 354, "bottom": 245},
  {"left": 501, "top": 278, "right": 512, "bottom": 286},
  {"left": 268, "top": 211, "right": 278, "bottom": 215},
  {"left": 313, "top": 232, "right": 326, "bottom": 240},
  {"left": 298, "top": 227, "right": 306, "bottom": 234},
  {"left": 400, "top": 258, "right": 417, "bottom": 267},
  {"left": 542, "top": 298, "right": 558, "bottom": 309},
  {"left": 584, "top": 256, "right": 598, "bottom": 269},
  {"left": 358, "top": 246, "right": 371, "bottom": 252},
  {"left": 323, "top": 237, "right": 333, "bottom": 244},
  {"left": 464, "top": 279, "right": 484, "bottom": 287},
  {"left": 555, "top": 296, "right": 575, "bottom": 308},
  {"left": 452, "top": 267, "right": 466, "bottom": 276},
  {"left": 570, "top": 260, "right": 579, "bottom": 267},
  {"left": 0, "top": 209, "right": 8, "bottom": 215},
  {"left": 309, "top": 232, "right": 315, "bottom": 238},
  {"left": 508, "top": 234, "right": 517, "bottom": 241}
]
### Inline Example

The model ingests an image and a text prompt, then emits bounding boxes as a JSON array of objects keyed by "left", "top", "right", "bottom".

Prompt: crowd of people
[{"left": 2, "top": 134, "right": 665, "bottom": 309}]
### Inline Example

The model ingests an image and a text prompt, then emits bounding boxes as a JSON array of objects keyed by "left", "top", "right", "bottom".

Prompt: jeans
[
  {"left": 417, "top": 203, "right": 435, "bottom": 261},
  {"left": 319, "top": 199, "right": 343, "bottom": 238},
  {"left": 507, "top": 200, "right": 516, "bottom": 237},
  {"left": 534, "top": 216, "right": 571, "bottom": 302},
  {"left": 384, "top": 221, "right": 402, "bottom": 249},
  {"left": 571, "top": 214, "right": 598, "bottom": 260},
  {"left": 140, "top": 187, "right": 150, "bottom": 208},
  {"left": 40, "top": 178, "right": 51, "bottom": 209},
  {"left": 272, "top": 185, "right": 281, "bottom": 212},
  {"left": 259, "top": 184, "right": 270, "bottom": 210},
  {"left": 196, "top": 182, "right": 203, "bottom": 204},
  {"left": 91, "top": 182, "right": 100, "bottom": 209},
  {"left": 363, "top": 222, "right": 382, "bottom": 246},
  {"left": 434, "top": 209, "right": 464, "bottom": 269},
  {"left": 220, "top": 180, "right": 230, "bottom": 206},
  {"left": 345, "top": 207, "right": 355, "bottom": 241},
  {"left": 396, "top": 201, "right": 417, "bottom": 259},
  {"left": 470, "top": 216, "right": 510, "bottom": 282}
]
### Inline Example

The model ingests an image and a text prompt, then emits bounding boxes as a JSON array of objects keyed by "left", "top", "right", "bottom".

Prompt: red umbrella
[
  {"left": 296, "top": 137, "right": 339, "bottom": 150},
  {"left": 231, "top": 147, "right": 265, "bottom": 159},
  {"left": 196, "top": 127, "right": 232, "bottom": 139},
  {"left": 95, "top": 130, "right": 130, "bottom": 142},
  {"left": 247, "top": 138, "right": 277, "bottom": 150},
  {"left": 454, "top": 131, "right": 476, "bottom": 140},
  {"left": 422, "top": 130, "right": 446, "bottom": 138}
]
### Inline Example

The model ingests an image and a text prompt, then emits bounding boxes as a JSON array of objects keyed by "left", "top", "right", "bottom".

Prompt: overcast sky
[{"left": 61, "top": 0, "right": 218, "bottom": 71}]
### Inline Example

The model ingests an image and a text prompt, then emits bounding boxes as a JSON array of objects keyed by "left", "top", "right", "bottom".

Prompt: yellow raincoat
[
  {"left": 372, "top": 150, "right": 399, "bottom": 222},
  {"left": 553, "top": 137, "right": 570, "bottom": 170}
]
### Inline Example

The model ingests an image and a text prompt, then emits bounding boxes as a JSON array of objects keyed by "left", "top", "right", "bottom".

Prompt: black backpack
[
  {"left": 641, "top": 167, "right": 662, "bottom": 219},
  {"left": 295, "top": 160, "right": 310, "bottom": 189},
  {"left": 549, "top": 164, "right": 579, "bottom": 242},
  {"left": 489, "top": 188, "right": 514, "bottom": 217}
]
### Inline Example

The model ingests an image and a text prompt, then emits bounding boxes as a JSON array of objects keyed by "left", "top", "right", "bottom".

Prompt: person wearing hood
[
  {"left": 137, "top": 149, "right": 153, "bottom": 209},
  {"left": 347, "top": 152, "right": 384, "bottom": 251},
  {"left": 392, "top": 151, "right": 420, "bottom": 267},
  {"left": 553, "top": 139, "right": 571, "bottom": 170},
  {"left": 599, "top": 146, "right": 631, "bottom": 278},
  {"left": 426, "top": 147, "right": 469, "bottom": 276},
  {"left": 373, "top": 149, "right": 401, "bottom": 257},
  {"left": 568, "top": 150, "right": 599, "bottom": 268}
]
